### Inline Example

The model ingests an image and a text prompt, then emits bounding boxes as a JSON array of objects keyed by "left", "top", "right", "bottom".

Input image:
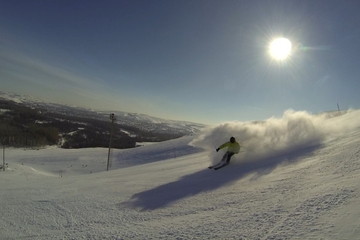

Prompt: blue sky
[{"left": 1, "top": 0, "right": 360, "bottom": 125}]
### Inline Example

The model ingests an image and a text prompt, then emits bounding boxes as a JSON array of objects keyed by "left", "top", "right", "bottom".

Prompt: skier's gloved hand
[{"left": 216, "top": 148, "right": 220, "bottom": 152}]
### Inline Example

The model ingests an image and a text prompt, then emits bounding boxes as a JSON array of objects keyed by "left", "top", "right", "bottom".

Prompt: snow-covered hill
[
  {"left": 0, "top": 91, "right": 206, "bottom": 135},
  {"left": 1, "top": 110, "right": 360, "bottom": 239}
]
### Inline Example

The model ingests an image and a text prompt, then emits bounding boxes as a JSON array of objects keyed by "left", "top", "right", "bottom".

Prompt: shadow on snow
[{"left": 120, "top": 144, "right": 321, "bottom": 211}]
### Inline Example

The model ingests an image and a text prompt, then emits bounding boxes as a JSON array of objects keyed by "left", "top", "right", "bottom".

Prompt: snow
[
  {"left": 1, "top": 110, "right": 360, "bottom": 239},
  {"left": 0, "top": 109, "right": 10, "bottom": 114},
  {"left": 35, "top": 120, "right": 51, "bottom": 124}
]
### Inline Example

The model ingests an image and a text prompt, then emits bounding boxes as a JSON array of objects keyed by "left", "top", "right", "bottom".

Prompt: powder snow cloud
[{"left": 190, "top": 109, "right": 360, "bottom": 164}]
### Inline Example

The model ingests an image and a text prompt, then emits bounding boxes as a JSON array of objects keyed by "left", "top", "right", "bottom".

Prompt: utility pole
[
  {"left": 337, "top": 103, "right": 341, "bottom": 116},
  {"left": 2, "top": 145, "right": 5, "bottom": 172},
  {"left": 107, "top": 113, "right": 116, "bottom": 171}
]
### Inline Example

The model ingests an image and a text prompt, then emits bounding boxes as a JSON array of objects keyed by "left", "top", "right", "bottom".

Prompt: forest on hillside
[{"left": 0, "top": 100, "right": 184, "bottom": 149}]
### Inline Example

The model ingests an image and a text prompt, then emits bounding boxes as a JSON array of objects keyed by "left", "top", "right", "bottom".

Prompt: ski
[
  {"left": 208, "top": 162, "right": 225, "bottom": 169},
  {"left": 214, "top": 163, "right": 228, "bottom": 170}
]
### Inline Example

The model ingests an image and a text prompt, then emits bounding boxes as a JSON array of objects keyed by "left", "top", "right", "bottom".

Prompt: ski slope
[{"left": 1, "top": 110, "right": 360, "bottom": 239}]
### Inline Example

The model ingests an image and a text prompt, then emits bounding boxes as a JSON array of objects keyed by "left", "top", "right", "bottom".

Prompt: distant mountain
[
  {"left": 100, "top": 110, "right": 205, "bottom": 134},
  {"left": 0, "top": 91, "right": 206, "bottom": 149},
  {"left": 0, "top": 91, "right": 45, "bottom": 104}
]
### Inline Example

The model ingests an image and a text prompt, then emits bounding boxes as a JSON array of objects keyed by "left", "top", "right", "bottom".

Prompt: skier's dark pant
[{"left": 221, "top": 151, "right": 235, "bottom": 164}]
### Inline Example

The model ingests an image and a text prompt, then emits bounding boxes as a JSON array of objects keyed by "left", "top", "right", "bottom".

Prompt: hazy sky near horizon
[{"left": 1, "top": 0, "right": 360, "bottom": 124}]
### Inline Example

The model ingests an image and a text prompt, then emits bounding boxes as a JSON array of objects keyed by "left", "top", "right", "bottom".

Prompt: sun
[{"left": 269, "top": 38, "right": 292, "bottom": 60}]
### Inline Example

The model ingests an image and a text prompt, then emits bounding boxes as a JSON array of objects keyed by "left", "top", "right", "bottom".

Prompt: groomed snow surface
[{"left": 1, "top": 110, "right": 360, "bottom": 239}]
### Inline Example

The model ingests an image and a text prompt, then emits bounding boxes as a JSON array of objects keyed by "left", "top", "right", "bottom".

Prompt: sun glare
[{"left": 269, "top": 38, "right": 292, "bottom": 60}]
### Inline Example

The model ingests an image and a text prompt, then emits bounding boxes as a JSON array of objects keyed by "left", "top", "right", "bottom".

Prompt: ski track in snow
[{"left": 1, "top": 111, "right": 360, "bottom": 239}]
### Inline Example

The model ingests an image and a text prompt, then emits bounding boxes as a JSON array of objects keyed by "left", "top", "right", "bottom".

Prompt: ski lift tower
[{"left": 107, "top": 113, "right": 116, "bottom": 171}]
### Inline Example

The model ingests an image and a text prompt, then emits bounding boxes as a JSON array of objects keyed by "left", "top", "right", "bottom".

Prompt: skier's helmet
[{"left": 230, "top": 137, "right": 235, "bottom": 143}]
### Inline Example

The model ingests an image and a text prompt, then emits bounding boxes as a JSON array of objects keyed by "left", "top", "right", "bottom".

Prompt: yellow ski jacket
[{"left": 218, "top": 141, "right": 240, "bottom": 154}]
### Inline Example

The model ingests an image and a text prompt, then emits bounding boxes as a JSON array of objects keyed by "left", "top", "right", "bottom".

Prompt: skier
[{"left": 216, "top": 137, "right": 240, "bottom": 165}]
